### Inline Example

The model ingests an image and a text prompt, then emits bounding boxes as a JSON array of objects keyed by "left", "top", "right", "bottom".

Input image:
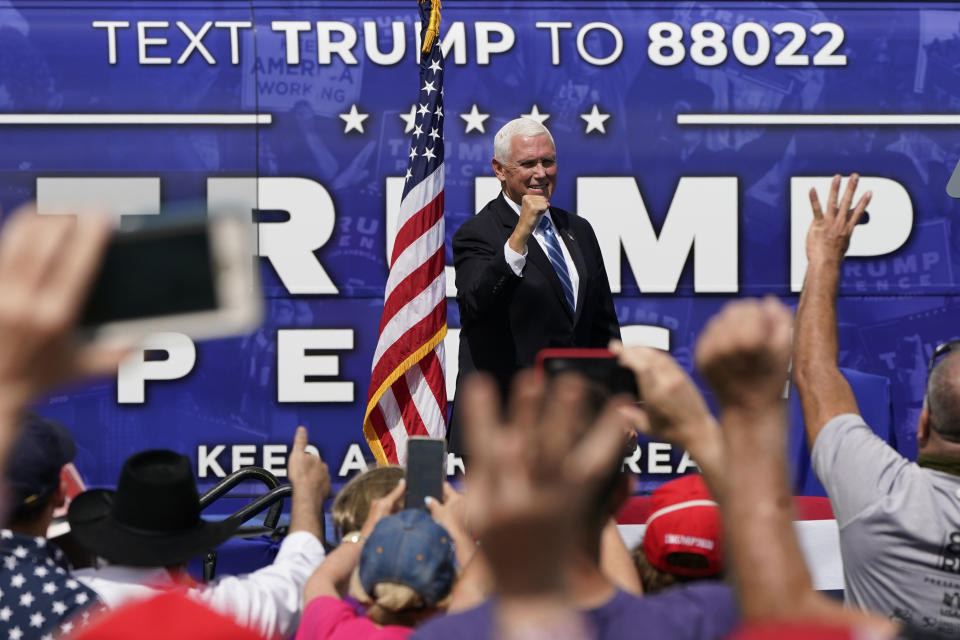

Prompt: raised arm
[
  {"left": 696, "top": 298, "right": 892, "bottom": 634},
  {"left": 287, "top": 426, "right": 331, "bottom": 541},
  {"left": 612, "top": 343, "right": 725, "bottom": 500},
  {"left": 0, "top": 207, "right": 120, "bottom": 455},
  {"left": 303, "top": 480, "right": 405, "bottom": 603},
  {"left": 794, "top": 174, "right": 871, "bottom": 449}
]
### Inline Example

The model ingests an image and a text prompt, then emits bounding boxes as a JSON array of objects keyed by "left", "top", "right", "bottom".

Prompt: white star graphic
[
  {"left": 12, "top": 547, "right": 26, "bottom": 559},
  {"left": 41, "top": 635, "right": 52, "bottom": 640},
  {"left": 3, "top": 558, "right": 15, "bottom": 571},
  {"left": 428, "top": 58, "right": 442, "bottom": 73},
  {"left": 428, "top": 127, "right": 440, "bottom": 141},
  {"left": 413, "top": 124, "right": 423, "bottom": 138},
  {"left": 399, "top": 104, "right": 417, "bottom": 134},
  {"left": 409, "top": 146, "right": 418, "bottom": 161},
  {"left": 417, "top": 103, "right": 430, "bottom": 116},
  {"left": 1, "top": 530, "right": 12, "bottom": 539},
  {"left": 64, "top": 579, "right": 78, "bottom": 590},
  {"left": 338, "top": 104, "right": 369, "bottom": 134},
  {"left": 9, "top": 626, "right": 22, "bottom": 640},
  {"left": 29, "top": 613, "right": 44, "bottom": 628},
  {"left": 59, "top": 622, "right": 72, "bottom": 635},
  {"left": 521, "top": 104, "right": 550, "bottom": 124},
  {"left": 434, "top": 105, "right": 443, "bottom": 119},
  {"left": 460, "top": 104, "right": 489, "bottom": 133},
  {"left": 41, "top": 582, "right": 56, "bottom": 595},
  {"left": 50, "top": 602, "right": 66, "bottom": 616},
  {"left": 404, "top": 168, "right": 413, "bottom": 182},
  {"left": 33, "top": 567, "right": 47, "bottom": 578},
  {"left": 19, "top": 592, "right": 33, "bottom": 607},
  {"left": 0, "top": 607, "right": 11, "bottom": 621},
  {"left": 580, "top": 104, "right": 611, "bottom": 134},
  {"left": 10, "top": 574, "right": 24, "bottom": 588},
  {"left": 33, "top": 538, "right": 44, "bottom": 548},
  {"left": 75, "top": 592, "right": 88, "bottom": 605},
  {"left": 423, "top": 146, "right": 437, "bottom": 161},
  {"left": 421, "top": 80, "right": 436, "bottom": 96}
]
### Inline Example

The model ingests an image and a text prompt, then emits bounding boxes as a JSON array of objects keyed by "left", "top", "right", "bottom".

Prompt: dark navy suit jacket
[{"left": 449, "top": 194, "right": 621, "bottom": 451}]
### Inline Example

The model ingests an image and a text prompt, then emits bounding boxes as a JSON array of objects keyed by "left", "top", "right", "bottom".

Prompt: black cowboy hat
[{"left": 67, "top": 450, "right": 240, "bottom": 567}]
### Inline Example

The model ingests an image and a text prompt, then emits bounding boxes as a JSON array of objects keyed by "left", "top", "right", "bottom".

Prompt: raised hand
[
  {"left": 806, "top": 173, "right": 872, "bottom": 266},
  {"left": 695, "top": 297, "right": 793, "bottom": 412}
]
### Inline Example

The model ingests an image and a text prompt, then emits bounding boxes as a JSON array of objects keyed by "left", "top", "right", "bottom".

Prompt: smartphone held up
[
  {"left": 535, "top": 348, "right": 640, "bottom": 401},
  {"left": 75, "top": 204, "right": 262, "bottom": 344},
  {"left": 405, "top": 437, "right": 446, "bottom": 510}
]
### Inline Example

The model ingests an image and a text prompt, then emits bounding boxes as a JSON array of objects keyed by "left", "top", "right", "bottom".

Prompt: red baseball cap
[{"left": 642, "top": 474, "right": 723, "bottom": 578}]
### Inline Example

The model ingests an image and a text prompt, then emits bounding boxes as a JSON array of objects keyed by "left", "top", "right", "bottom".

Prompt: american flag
[{"left": 363, "top": 0, "right": 447, "bottom": 465}]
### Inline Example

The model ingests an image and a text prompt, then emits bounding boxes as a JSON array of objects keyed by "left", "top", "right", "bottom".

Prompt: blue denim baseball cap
[{"left": 358, "top": 509, "right": 456, "bottom": 607}]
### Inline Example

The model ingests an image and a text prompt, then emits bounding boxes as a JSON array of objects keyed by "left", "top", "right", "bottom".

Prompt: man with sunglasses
[{"left": 796, "top": 173, "right": 960, "bottom": 630}]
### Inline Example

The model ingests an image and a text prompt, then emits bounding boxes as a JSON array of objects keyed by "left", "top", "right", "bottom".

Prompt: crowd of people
[{"left": 0, "top": 146, "right": 955, "bottom": 638}]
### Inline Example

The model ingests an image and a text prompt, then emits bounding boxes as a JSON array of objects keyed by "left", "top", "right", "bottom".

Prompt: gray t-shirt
[{"left": 812, "top": 413, "right": 960, "bottom": 633}]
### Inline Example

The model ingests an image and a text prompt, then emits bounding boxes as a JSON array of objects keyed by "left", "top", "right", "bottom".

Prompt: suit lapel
[
  {"left": 551, "top": 209, "right": 587, "bottom": 323},
  {"left": 492, "top": 194, "right": 574, "bottom": 321}
]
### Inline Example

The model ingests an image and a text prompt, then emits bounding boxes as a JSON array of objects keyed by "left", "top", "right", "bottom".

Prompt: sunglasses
[{"left": 928, "top": 340, "right": 960, "bottom": 378}]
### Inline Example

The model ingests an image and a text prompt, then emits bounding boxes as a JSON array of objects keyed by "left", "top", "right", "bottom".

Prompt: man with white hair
[{"left": 450, "top": 118, "right": 620, "bottom": 448}]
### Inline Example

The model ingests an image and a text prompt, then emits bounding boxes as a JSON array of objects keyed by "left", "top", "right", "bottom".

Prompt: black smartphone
[
  {"left": 405, "top": 437, "right": 446, "bottom": 510},
  {"left": 77, "top": 210, "right": 261, "bottom": 343},
  {"left": 535, "top": 348, "right": 640, "bottom": 400}
]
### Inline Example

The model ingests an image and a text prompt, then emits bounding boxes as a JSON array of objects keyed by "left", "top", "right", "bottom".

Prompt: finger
[
  {"left": 47, "top": 214, "right": 111, "bottom": 320},
  {"left": 424, "top": 494, "right": 441, "bottom": 514},
  {"left": 442, "top": 482, "right": 457, "bottom": 502},
  {"left": 292, "top": 425, "right": 308, "bottom": 452},
  {"left": 762, "top": 297, "right": 794, "bottom": 361},
  {"left": 539, "top": 373, "right": 590, "bottom": 466},
  {"left": 74, "top": 343, "right": 134, "bottom": 380},
  {"left": 617, "top": 404, "right": 650, "bottom": 435},
  {"left": 836, "top": 173, "right": 859, "bottom": 223},
  {"left": 617, "top": 346, "right": 656, "bottom": 397},
  {"left": 3, "top": 212, "right": 74, "bottom": 292},
  {"left": 566, "top": 401, "right": 631, "bottom": 487},
  {"left": 847, "top": 191, "right": 872, "bottom": 233},
  {"left": 462, "top": 373, "right": 501, "bottom": 466},
  {"left": 808, "top": 188, "right": 824, "bottom": 221},
  {"left": 607, "top": 339, "right": 623, "bottom": 354},
  {"left": 506, "top": 369, "right": 544, "bottom": 440},
  {"left": 825, "top": 174, "right": 841, "bottom": 217},
  {"left": 386, "top": 477, "right": 406, "bottom": 508}
]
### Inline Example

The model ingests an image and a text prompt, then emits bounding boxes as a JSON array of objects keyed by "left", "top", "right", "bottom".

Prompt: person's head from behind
[
  {"left": 332, "top": 465, "right": 405, "bottom": 540},
  {"left": 5, "top": 412, "right": 76, "bottom": 535},
  {"left": 492, "top": 118, "right": 557, "bottom": 205},
  {"left": 349, "top": 509, "right": 456, "bottom": 627},
  {"left": 920, "top": 346, "right": 960, "bottom": 454},
  {"left": 67, "top": 449, "right": 238, "bottom": 569},
  {"left": 634, "top": 474, "right": 724, "bottom": 593}
]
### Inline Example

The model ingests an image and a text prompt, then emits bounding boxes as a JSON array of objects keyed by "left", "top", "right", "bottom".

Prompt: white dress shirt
[
  {"left": 75, "top": 530, "right": 325, "bottom": 638},
  {"left": 500, "top": 194, "right": 579, "bottom": 309}
]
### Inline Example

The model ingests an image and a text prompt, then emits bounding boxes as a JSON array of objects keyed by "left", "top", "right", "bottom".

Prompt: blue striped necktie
[{"left": 537, "top": 215, "right": 575, "bottom": 313}]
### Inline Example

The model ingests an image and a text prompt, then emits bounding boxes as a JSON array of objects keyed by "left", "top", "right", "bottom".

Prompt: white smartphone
[{"left": 78, "top": 208, "right": 262, "bottom": 342}]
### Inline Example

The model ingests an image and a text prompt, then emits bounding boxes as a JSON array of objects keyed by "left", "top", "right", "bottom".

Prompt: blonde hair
[
  {"left": 331, "top": 466, "right": 405, "bottom": 539},
  {"left": 348, "top": 567, "right": 440, "bottom": 627}
]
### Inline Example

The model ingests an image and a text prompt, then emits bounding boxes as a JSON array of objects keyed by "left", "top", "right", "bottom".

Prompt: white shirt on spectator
[{"left": 75, "top": 530, "right": 324, "bottom": 638}]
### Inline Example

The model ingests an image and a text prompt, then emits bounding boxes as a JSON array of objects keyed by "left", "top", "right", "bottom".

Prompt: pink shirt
[{"left": 296, "top": 597, "right": 412, "bottom": 640}]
